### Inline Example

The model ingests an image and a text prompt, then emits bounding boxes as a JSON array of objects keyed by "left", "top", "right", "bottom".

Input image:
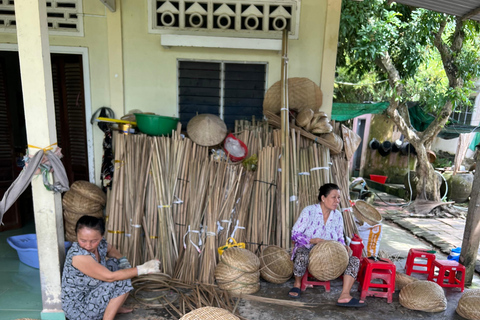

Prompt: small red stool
[
  {"left": 358, "top": 257, "right": 396, "bottom": 303},
  {"left": 405, "top": 248, "right": 436, "bottom": 276},
  {"left": 301, "top": 268, "right": 330, "bottom": 292},
  {"left": 427, "top": 259, "right": 465, "bottom": 292}
]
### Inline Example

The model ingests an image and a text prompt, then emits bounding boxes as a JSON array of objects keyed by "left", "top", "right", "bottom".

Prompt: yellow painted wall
[
  {"left": 0, "top": 0, "right": 341, "bottom": 185},
  {"left": 121, "top": 0, "right": 330, "bottom": 117}
]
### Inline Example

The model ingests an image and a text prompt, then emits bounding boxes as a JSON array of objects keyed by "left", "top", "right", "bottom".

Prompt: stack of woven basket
[
  {"left": 457, "top": 289, "right": 480, "bottom": 320},
  {"left": 215, "top": 247, "right": 260, "bottom": 295},
  {"left": 296, "top": 109, "right": 333, "bottom": 134},
  {"left": 63, "top": 181, "right": 106, "bottom": 242},
  {"left": 260, "top": 245, "right": 293, "bottom": 284}
]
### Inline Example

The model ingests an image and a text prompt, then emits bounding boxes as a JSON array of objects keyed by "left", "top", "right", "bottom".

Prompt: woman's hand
[
  {"left": 137, "top": 259, "right": 161, "bottom": 275},
  {"left": 309, "top": 238, "right": 324, "bottom": 245}
]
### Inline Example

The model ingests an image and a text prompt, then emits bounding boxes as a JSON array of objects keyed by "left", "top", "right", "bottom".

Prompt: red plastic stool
[
  {"left": 427, "top": 259, "right": 465, "bottom": 292},
  {"left": 358, "top": 257, "right": 396, "bottom": 303},
  {"left": 405, "top": 248, "right": 436, "bottom": 276},
  {"left": 301, "top": 268, "right": 330, "bottom": 292}
]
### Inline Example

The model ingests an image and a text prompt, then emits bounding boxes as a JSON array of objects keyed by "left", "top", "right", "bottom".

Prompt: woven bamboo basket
[
  {"left": 263, "top": 77, "right": 323, "bottom": 114},
  {"left": 215, "top": 247, "right": 260, "bottom": 295},
  {"left": 315, "top": 132, "right": 343, "bottom": 155},
  {"left": 311, "top": 118, "right": 333, "bottom": 134},
  {"left": 187, "top": 114, "right": 227, "bottom": 147},
  {"left": 399, "top": 281, "right": 447, "bottom": 312},
  {"left": 352, "top": 200, "right": 382, "bottom": 226},
  {"left": 180, "top": 307, "right": 240, "bottom": 320},
  {"left": 457, "top": 289, "right": 480, "bottom": 320},
  {"left": 260, "top": 245, "right": 293, "bottom": 284},
  {"left": 63, "top": 190, "right": 103, "bottom": 215},
  {"left": 71, "top": 180, "right": 106, "bottom": 205},
  {"left": 63, "top": 210, "right": 103, "bottom": 242},
  {"left": 308, "top": 241, "right": 349, "bottom": 281},
  {"left": 395, "top": 272, "right": 418, "bottom": 291},
  {"left": 296, "top": 109, "right": 314, "bottom": 127}
]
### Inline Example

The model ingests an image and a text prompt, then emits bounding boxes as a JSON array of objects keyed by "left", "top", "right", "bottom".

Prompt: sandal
[{"left": 288, "top": 287, "right": 301, "bottom": 299}]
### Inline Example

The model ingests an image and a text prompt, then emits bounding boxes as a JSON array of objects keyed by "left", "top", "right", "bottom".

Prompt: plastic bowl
[
  {"left": 134, "top": 113, "right": 179, "bottom": 136},
  {"left": 370, "top": 174, "right": 387, "bottom": 184},
  {"left": 7, "top": 234, "right": 72, "bottom": 269}
]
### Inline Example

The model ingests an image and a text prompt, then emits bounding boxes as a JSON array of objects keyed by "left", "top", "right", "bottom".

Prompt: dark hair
[
  {"left": 318, "top": 183, "right": 340, "bottom": 202},
  {"left": 75, "top": 215, "right": 106, "bottom": 236}
]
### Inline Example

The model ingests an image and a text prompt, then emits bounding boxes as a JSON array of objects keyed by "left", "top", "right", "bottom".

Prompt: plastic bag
[
  {"left": 357, "top": 220, "right": 382, "bottom": 257},
  {"left": 224, "top": 137, "right": 246, "bottom": 158}
]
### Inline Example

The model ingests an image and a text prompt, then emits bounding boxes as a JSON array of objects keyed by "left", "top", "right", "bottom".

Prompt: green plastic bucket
[{"left": 134, "top": 113, "right": 179, "bottom": 136}]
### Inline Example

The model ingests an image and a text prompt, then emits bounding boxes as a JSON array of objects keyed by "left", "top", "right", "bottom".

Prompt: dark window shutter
[
  {"left": 223, "top": 63, "right": 265, "bottom": 130},
  {"left": 51, "top": 54, "right": 88, "bottom": 183},
  {"left": 178, "top": 61, "right": 220, "bottom": 129}
]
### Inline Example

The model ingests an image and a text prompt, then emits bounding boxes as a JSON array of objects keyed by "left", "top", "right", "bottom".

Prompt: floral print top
[{"left": 291, "top": 203, "right": 345, "bottom": 259}]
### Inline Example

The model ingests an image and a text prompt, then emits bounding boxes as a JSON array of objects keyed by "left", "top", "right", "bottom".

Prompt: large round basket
[
  {"left": 180, "top": 307, "right": 239, "bottom": 320},
  {"left": 263, "top": 77, "right": 323, "bottom": 114},
  {"left": 457, "top": 289, "right": 480, "bottom": 320},
  {"left": 395, "top": 272, "right": 418, "bottom": 291},
  {"left": 71, "top": 181, "right": 106, "bottom": 205},
  {"left": 308, "top": 241, "right": 349, "bottom": 281},
  {"left": 399, "top": 281, "right": 447, "bottom": 312},
  {"left": 215, "top": 247, "right": 260, "bottom": 295},
  {"left": 260, "top": 245, "right": 293, "bottom": 284},
  {"left": 187, "top": 114, "right": 227, "bottom": 147},
  {"left": 353, "top": 200, "right": 382, "bottom": 226},
  {"left": 62, "top": 190, "right": 103, "bottom": 215}
]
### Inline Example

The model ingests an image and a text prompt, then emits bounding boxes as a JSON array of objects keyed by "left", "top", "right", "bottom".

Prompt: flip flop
[
  {"left": 336, "top": 298, "right": 366, "bottom": 308},
  {"left": 288, "top": 287, "right": 301, "bottom": 299}
]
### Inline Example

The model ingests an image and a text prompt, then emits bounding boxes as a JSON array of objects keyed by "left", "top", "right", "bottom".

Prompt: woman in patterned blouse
[
  {"left": 61, "top": 215, "right": 161, "bottom": 320},
  {"left": 288, "top": 183, "right": 365, "bottom": 307}
]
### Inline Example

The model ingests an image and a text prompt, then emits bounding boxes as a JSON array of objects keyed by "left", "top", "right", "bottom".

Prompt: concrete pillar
[
  {"left": 14, "top": 1, "right": 66, "bottom": 319},
  {"left": 107, "top": 0, "right": 125, "bottom": 114},
  {"left": 319, "top": 0, "right": 342, "bottom": 115}
]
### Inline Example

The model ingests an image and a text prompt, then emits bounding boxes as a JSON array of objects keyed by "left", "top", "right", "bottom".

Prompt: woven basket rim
[
  {"left": 180, "top": 306, "right": 239, "bottom": 320},
  {"left": 71, "top": 180, "right": 106, "bottom": 205},
  {"left": 353, "top": 200, "right": 382, "bottom": 226}
]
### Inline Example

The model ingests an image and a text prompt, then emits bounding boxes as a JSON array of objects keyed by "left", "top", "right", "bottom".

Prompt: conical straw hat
[{"left": 187, "top": 114, "right": 227, "bottom": 147}]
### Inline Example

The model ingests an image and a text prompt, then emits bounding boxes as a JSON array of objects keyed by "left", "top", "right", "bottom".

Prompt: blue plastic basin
[{"left": 7, "top": 234, "right": 72, "bottom": 269}]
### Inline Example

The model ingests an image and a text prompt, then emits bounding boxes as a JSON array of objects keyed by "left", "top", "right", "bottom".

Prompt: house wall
[
  {"left": 0, "top": 0, "right": 340, "bottom": 186},
  {"left": 362, "top": 114, "right": 416, "bottom": 184}
]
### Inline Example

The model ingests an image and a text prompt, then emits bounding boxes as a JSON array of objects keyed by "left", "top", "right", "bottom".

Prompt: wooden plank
[{"left": 223, "top": 106, "right": 263, "bottom": 116}]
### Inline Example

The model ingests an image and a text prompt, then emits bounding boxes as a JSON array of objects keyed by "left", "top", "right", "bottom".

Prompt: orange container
[{"left": 370, "top": 174, "right": 387, "bottom": 184}]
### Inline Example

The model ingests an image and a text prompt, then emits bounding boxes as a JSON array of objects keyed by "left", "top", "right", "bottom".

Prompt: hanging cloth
[{"left": 0, "top": 149, "right": 69, "bottom": 225}]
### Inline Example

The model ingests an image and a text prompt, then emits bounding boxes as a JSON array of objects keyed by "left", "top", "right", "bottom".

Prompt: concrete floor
[{"left": 2, "top": 218, "right": 479, "bottom": 320}]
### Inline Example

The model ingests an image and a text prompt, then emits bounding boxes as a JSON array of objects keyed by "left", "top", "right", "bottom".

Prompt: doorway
[{"left": 0, "top": 51, "right": 89, "bottom": 231}]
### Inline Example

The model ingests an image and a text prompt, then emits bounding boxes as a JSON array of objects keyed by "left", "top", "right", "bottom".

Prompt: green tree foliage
[
  {"left": 336, "top": 0, "right": 480, "bottom": 201},
  {"left": 336, "top": 0, "right": 480, "bottom": 112}
]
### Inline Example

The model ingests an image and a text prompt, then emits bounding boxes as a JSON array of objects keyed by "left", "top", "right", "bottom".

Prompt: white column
[
  {"left": 14, "top": 1, "right": 66, "bottom": 319},
  {"left": 107, "top": 0, "right": 125, "bottom": 114},
  {"left": 319, "top": 0, "right": 342, "bottom": 114}
]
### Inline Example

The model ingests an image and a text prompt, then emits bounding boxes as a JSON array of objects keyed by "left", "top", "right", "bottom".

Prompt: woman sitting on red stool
[{"left": 288, "top": 183, "right": 366, "bottom": 307}]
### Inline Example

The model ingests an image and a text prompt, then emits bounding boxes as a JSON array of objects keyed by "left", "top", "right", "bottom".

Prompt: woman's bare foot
[{"left": 117, "top": 306, "right": 134, "bottom": 314}]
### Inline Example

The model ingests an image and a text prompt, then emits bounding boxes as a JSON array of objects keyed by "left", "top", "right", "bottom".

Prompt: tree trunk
[
  {"left": 459, "top": 148, "right": 480, "bottom": 286},
  {"left": 413, "top": 143, "right": 440, "bottom": 201}
]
